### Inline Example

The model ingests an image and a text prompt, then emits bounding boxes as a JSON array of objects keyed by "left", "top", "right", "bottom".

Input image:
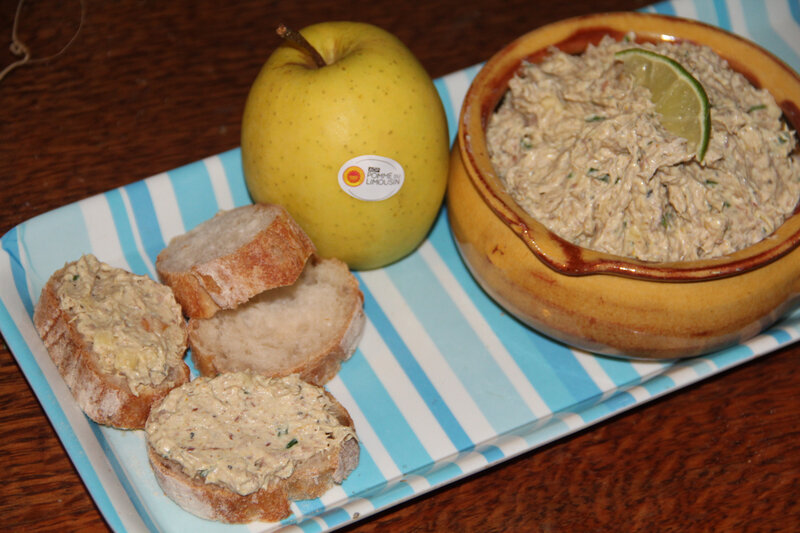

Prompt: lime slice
[{"left": 615, "top": 47, "right": 710, "bottom": 162}]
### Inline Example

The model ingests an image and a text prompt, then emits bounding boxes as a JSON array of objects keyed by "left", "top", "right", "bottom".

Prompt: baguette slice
[
  {"left": 156, "top": 204, "right": 315, "bottom": 319},
  {"left": 188, "top": 255, "right": 365, "bottom": 386},
  {"left": 33, "top": 254, "right": 189, "bottom": 429},
  {"left": 145, "top": 372, "right": 359, "bottom": 523}
]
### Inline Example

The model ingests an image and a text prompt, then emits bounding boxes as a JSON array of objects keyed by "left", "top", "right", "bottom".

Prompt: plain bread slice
[
  {"left": 188, "top": 255, "right": 365, "bottom": 385},
  {"left": 156, "top": 204, "right": 315, "bottom": 319}
]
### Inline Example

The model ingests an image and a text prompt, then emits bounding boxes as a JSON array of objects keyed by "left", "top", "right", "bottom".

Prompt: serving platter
[{"left": 1, "top": 0, "right": 800, "bottom": 531}]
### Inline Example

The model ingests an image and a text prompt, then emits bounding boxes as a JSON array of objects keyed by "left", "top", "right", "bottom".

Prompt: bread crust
[
  {"left": 188, "top": 256, "right": 366, "bottom": 386},
  {"left": 146, "top": 377, "right": 359, "bottom": 523},
  {"left": 33, "top": 262, "right": 190, "bottom": 430},
  {"left": 156, "top": 204, "right": 315, "bottom": 319}
]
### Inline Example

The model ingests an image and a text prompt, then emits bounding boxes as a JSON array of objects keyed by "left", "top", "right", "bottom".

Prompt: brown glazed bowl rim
[{"left": 458, "top": 12, "right": 800, "bottom": 281}]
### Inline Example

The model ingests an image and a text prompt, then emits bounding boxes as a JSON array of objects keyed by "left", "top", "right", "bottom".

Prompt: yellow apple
[{"left": 241, "top": 21, "right": 450, "bottom": 270}]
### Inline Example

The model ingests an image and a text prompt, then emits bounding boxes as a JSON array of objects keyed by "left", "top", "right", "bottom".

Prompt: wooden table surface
[{"left": 1, "top": 0, "right": 798, "bottom": 531}]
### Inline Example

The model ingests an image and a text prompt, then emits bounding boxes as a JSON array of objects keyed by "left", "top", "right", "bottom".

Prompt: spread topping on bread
[
  {"left": 55, "top": 254, "right": 186, "bottom": 395},
  {"left": 145, "top": 372, "right": 357, "bottom": 496}
]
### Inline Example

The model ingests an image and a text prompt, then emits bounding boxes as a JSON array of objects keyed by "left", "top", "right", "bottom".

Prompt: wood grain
[{"left": 1, "top": 1, "right": 798, "bottom": 531}]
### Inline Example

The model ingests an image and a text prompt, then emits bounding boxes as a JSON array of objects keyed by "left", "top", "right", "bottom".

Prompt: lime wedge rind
[{"left": 615, "top": 47, "right": 710, "bottom": 162}]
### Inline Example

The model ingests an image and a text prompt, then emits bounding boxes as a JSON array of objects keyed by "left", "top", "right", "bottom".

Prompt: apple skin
[{"left": 241, "top": 21, "right": 450, "bottom": 270}]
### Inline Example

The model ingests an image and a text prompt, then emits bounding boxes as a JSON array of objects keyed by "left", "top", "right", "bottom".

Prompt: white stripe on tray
[
  {"left": 145, "top": 171, "right": 186, "bottom": 245},
  {"left": 358, "top": 268, "right": 496, "bottom": 443}
]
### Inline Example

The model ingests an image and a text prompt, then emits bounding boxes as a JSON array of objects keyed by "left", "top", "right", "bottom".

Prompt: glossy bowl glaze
[{"left": 447, "top": 12, "right": 800, "bottom": 359}]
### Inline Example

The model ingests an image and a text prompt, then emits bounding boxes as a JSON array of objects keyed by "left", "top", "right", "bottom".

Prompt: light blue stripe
[
  {"left": 790, "top": 0, "right": 800, "bottom": 26},
  {"left": 168, "top": 160, "right": 219, "bottom": 232},
  {"left": 694, "top": 0, "right": 721, "bottom": 27},
  {"left": 294, "top": 517, "right": 323, "bottom": 532},
  {"left": 365, "top": 479, "right": 419, "bottom": 511},
  {"left": 124, "top": 180, "right": 166, "bottom": 266},
  {"left": 316, "top": 507, "right": 351, "bottom": 530},
  {"left": 479, "top": 445, "right": 504, "bottom": 463},
  {"left": 319, "top": 446, "right": 388, "bottom": 529},
  {"left": 339, "top": 350, "right": 432, "bottom": 473},
  {"left": 19, "top": 202, "right": 92, "bottom": 290},
  {"left": 340, "top": 444, "right": 401, "bottom": 501},
  {"left": 576, "top": 391, "right": 637, "bottom": 424},
  {"left": 423, "top": 461, "right": 462, "bottom": 487},
  {"left": 384, "top": 251, "right": 537, "bottom": 434},
  {"left": 463, "top": 62, "right": 484, "bottom": 81},
  {"left": 217, "top": 148, "right": 252, "bottom": 207},
  {"left": 434, "top": 77, "right": 458, "bottom": 146},
  {"left": 90, "top": 425, "right": 159, "bottom": 532},
  {"left": 652, "top": 1, "right": 677, "bottom": 15},
  {"left": 689, "top": 358, "right": 716, "bottom": 377},
  {"left": 713, "top": 0, "right": 733, "bottom": 31},
  {"left": 595, "top": 355, "right": 646, "bottom": 388},
  {"left": 355, "top": 272, "right": 474, "bottom": 451},
  {"left": 292, "top": 496, "right": 326, "bottom": 522},
  {"left": 742, "top": 1, "right": 800, "bottom": 72},
  {"left": 599, "top": 390, "right": 636, "bottom": 414},
  {"left": 707, "top": 342, "right": 755, "bottom": 369},
  {"left": 639, "top": 373, "right": 676, "bottom": 397},
  {"left": 1, "top": 228, "right": 34, "bottom": 317},
  {"left": 427, "top": 210, "right": 581, "bottom": 413},
  {"left": 0, "top": 301, "right": 128, "bottom": 532},
  {"left": 104, "top": 189, "right": 151, "bottom": 277},
  {"left": 519, "top": 416, "right": 572, "bottom": 447},
  {"left": 534, "top": 344, "right": 604, "bottom": 402},
  {"left": 767, "top": 328, "right": 792, "bottom": 344}
]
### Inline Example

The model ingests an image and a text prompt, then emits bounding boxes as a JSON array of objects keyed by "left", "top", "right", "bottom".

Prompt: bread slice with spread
[
  {"left": 33, "top": 254, "right": 190, "bottom": 429},
  {"left": 156, "top": 204, "right": 315, "bottom": 319},
  {"left": 187, "top": 255, "right": 365, "bottom": 386},
  {"left": 145, "top": 372, "right": 359, "bottom": 523}
]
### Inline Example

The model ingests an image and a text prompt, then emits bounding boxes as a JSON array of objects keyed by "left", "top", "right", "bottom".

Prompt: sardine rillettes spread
[
  {"left": 145, "top": 372, "right": 356, "bottom": 496},
  {"left": 55, "top": 254, "right": 185, "bottom": 395},
  {"left": 486, "top": 35, "right": 800, "bottom": 262}
]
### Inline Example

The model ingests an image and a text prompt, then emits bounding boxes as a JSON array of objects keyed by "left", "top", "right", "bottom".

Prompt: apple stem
[{"left": 276, "top": 24, "right": 327, "bottom": 68}]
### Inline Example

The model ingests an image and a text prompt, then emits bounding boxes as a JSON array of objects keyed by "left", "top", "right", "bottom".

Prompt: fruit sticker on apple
[
  {"left": 240, "top": 22, "right": 450, "bottom": 271},
  {"left": 338, "top": 155, "right": 404, "bottom": 201}
]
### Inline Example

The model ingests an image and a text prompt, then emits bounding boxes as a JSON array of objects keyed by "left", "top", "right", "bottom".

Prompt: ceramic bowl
[{"left": 447, "top": 12, "right": 800, "bottom": 359}]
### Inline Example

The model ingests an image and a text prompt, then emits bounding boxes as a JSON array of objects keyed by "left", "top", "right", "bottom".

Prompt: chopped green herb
[
  {"left": 286, "top": 438, "right": 298, "bottom": 449},
  {"left": 723, "top": 200, "right": 731, "bottom": 209},
  {"left": 747, "top": 104, "right": 766, "bottom": 113},
  {"left": 585, "top": 115, "right": 606, "bottom": 122},
  {"left": 566, "top": 172, "right": 574, "bottom": 179},
  {"left": 72, "top": 274, "right": 79, "bottom": 281},
  {"left": 521, "top": 137, "right": 533, "bottom": 149},
  {"left": 705, "top": 179, "right": 718, "bottom": 186},
  {"left": 596, "top": 174, "right": 610, "bottom": 183},
  {"left": 614, "top": 176, "right": 621, "bottom": 184},
  {"left": 777, "top": 134, "right": 788, "bottom": 144},
  {"left": 661, "top": 212, "right": 671, "bottom": 228},
  {"left": 587, "top": 167, "right": 598, "bottom": 174},
  {"left": 277, "top": 426, "right": 288, "bottom": 436}
]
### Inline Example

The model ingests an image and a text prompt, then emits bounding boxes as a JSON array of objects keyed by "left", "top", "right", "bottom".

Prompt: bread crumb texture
[
  {"left": 189, "top": 257, "right": 363, "bottom": 378},
  {"left": 159, "top": 206, "right": 279, "bottom": 270}
]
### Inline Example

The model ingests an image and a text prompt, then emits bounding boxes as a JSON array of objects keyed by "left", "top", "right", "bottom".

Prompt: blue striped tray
[{"left": 2, "top": 1, "right": 799, "bottom": 531}]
